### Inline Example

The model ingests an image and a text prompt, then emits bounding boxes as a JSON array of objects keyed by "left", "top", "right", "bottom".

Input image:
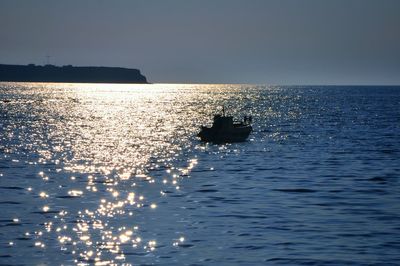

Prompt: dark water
[{"left": 0, "top": 83, "right": 399, "bottom": 265}]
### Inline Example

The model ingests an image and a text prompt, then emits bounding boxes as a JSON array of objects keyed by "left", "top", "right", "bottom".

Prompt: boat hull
[{"left": 198, "top": 125, "right": 252, "bottom": 143}]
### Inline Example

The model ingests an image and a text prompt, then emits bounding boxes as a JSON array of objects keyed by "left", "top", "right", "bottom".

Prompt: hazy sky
[{"left": 1, "top": 0, "right": 399, "bottom": 84}]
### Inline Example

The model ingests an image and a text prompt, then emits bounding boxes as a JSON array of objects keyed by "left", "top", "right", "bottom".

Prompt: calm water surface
[{"left": 0, "top": 83, "right": 399, "bottom": 265}]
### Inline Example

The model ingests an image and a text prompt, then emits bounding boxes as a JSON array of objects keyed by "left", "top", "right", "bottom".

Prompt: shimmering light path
[{"left": 0, "top": 83, "right": 399, "bottom": 265}]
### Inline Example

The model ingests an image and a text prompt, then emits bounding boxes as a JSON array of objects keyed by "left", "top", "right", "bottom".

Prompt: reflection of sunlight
[
  {"left": 39, "top": 191, "right": 49, "bottom": 198},
  {"left": 68, "top": 190, "right": 83, "bottom": 197},
  {"left": 59, "top": 83, "right": 191, "bottom": 176},
  {"left": 21, "top": 83, "right": 209, "bottom": 264},
  {"left": 2, "top": 82, "right": 265, "bottom": 265}
]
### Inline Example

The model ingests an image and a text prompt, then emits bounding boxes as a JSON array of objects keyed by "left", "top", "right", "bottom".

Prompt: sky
[{"left": 1, "top": 0, "right": 399, "bottom": 84}]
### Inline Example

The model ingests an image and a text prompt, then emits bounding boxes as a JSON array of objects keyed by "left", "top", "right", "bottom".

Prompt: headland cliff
[{"left": 0, "top": 64, "right": 148, "bottom": 83}]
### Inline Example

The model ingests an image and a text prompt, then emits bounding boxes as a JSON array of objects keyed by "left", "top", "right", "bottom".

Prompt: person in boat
[{"left": 243, "top": 115, "right": 252, "bottom": 125}]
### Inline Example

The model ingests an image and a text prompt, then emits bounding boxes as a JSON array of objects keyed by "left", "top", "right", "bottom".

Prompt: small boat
[{"left": 198, "top": 113, "right": 252, "bottom": 143}]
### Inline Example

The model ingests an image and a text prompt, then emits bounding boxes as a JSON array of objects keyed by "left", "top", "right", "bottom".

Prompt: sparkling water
[{"left": 0, "top": 83, "right": 399, "bottom": 265}]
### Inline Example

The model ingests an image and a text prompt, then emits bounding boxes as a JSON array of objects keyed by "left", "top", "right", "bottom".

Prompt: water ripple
[{"left": 0, "top": 84, "right": 399, "bottom": 265}]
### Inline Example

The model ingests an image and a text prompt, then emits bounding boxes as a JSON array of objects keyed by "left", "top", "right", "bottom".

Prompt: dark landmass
[{"left": 0, "top": 64, "right": 148, "bottom": 83}]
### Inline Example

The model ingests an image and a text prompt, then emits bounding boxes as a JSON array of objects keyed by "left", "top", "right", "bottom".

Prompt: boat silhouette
[{"left": 198, "top": 112, "right": 252, "bottom": 143}]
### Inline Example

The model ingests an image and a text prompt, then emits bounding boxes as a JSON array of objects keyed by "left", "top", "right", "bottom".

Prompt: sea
[{"left": 0, "top": 83, "right": 399, "bottom": 265}]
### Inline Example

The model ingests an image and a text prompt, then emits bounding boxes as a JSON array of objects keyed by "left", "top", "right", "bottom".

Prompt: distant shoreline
[{"left": 0, "top": 64, "right": 148, "bottom": 84}]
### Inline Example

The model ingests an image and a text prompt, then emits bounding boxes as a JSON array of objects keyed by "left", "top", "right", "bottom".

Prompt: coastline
[{"left": 0, "top": 64, "right": 148, "bottom": 84}]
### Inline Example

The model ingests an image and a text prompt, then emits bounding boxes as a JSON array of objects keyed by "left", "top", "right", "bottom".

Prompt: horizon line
[
  {"left": 1, "top": 81, "right": 399, "bottom": 87},
  {"left": 1, "top": 62, "right": 399, "bottom": 87}
]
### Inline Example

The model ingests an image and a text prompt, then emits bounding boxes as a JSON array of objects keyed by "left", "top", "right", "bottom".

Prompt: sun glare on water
[
  {"left": 0, "top": 82, "right": 263, "bottom": 265},
  {"left": 13, "top": 83, "right": 219, "bottom": 265}
]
